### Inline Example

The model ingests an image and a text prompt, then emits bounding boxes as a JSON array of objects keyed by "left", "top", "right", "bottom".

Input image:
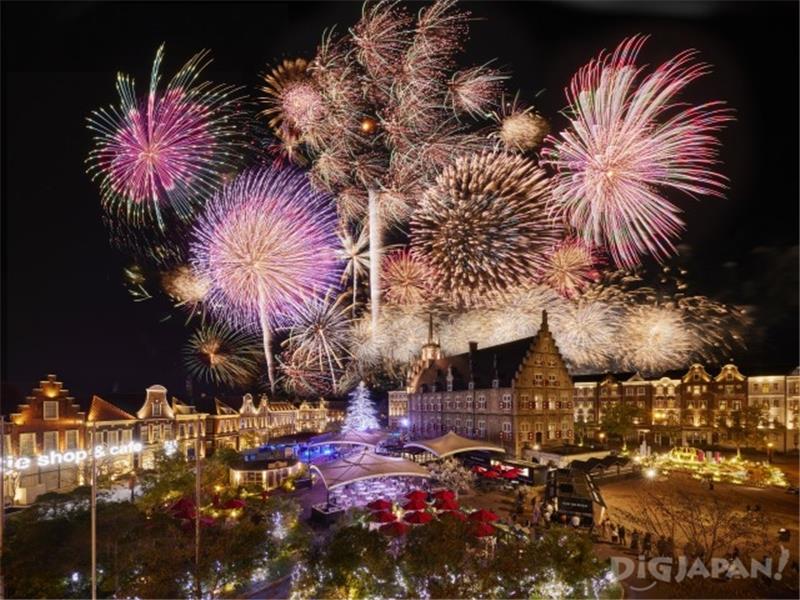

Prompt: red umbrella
[
  {"left": 502, "top": 468, "right": 521, "bottom": 479},
  {"left": 433, "top": 489, "right": 456, "bottom": 500},
  {"left": 434, "top": 497, "right": 460, "bottom": 511},
  {"left": 367, "top": 499, "right": 393, "bottom": 511},
  {"left": 380, "top": 521, "right": 410, "bottom": 536},
  {"left": 482, "top": 470, "right": 500, "bottom": 479},
  {"left": 469, "top": 508, "right": 499, "bottom": 522},
  {"left": 472, "top": 522, "right": 496, "bottom": 538},
  {"left": 440, "top": 510, "right": 467, "bottom": 521},
  {"left": 403, "top": 498, "right": 428, "bottom": 511},
  {"left": 404, "top": 510, "right": 434, "bottom": 524},
  {"left": 471, "top": 465, "right": 487, "bottom": 473},
  {"left": 370, "top": 510, "right": 397, "bottom": 523},
  {"left": 223, "top": 498, "right": 246, "bottom": 510},
  {"left": 406, "top": 489, "right": 428, "bottom": 501}
]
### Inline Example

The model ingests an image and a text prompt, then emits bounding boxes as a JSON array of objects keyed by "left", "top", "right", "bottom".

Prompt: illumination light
[{"left": 645, "top": 467, "right": 657, "bottom": 479}]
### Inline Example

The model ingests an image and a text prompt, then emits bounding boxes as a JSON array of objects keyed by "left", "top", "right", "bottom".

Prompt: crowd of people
[{"left": 597, "top": 518, "right": 675, "bottom": 559}]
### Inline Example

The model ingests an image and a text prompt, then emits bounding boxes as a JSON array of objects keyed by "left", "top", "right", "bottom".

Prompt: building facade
[
  {"left": 2, "top": 376, "right": 340, "bottom": 504},
  {"left": 403, "top": 311, "right": 574, "bottom": 458}
]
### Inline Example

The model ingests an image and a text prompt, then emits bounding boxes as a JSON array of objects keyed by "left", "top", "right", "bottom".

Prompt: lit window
[
  {"left": 65, "top": 430, "right": 78, "bottom": 450},
  {"left": 43, "top": 401, "right": 59, "bottom": 420},
  {"left": 152, "top": 402, "right": 162, "bottom": 418},
  {"left": 43, "top": 431, "right": 58, "bottom": 452},
  {"left": 19, "top": 432, "right": 36, "bottom": 456}
]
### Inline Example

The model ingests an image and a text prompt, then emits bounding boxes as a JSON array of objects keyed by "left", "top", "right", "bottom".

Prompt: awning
[
  {"left": 403, "top": 431, "right": 506, "bottom": 459},
  {"left": 308, "top": 430, "right": 390, "bottom": 449},
  {"left": 310, "top": 449, "right": 432, "bottom": 490}
]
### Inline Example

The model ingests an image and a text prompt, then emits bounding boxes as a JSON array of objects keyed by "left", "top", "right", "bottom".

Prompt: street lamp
[{"left": 767, "top": 441, "right": 774, "bottom": 464}]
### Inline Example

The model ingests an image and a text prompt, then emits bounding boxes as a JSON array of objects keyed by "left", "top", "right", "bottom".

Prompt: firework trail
[
  {"left": 87, "top": 45, "right": 246, "bottom": 229},
  {"left": 412, "top": 150, "right": 562, "bottom": 308},
  {"left": 183, "top": 321, "right": 263, "bottom": 388},
  {"left": 542, "top": 35, "right": 733, "bottom": 269},
  {"left": 190, "top": 165, "right": 339, "bottom": 391}
]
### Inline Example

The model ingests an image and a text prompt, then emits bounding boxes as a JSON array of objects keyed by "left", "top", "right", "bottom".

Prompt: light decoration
[
  {"left": 640, "top": 447, "right": 790, "bottom": 488},
  {"left": 342, "top": 381, "right": 379, "bottom": 432},
  {"left": 542, "top": 35, "right": 733, "bottom": 269},
  {"left": 190, "top": 165, "right": 339, "bottom": 391},
  {"left": 87, "top": 44, "right": 245, "bottom": 229}
]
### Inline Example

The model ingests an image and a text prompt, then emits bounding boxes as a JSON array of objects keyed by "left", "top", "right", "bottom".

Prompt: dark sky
[{"left": 2, "top": 1, "right": 798, "bottom": 401}]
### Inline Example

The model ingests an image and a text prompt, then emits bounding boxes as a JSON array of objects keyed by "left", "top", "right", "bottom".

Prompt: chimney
[
  {"left": 541, "top": 309, "right": 548, "bottom": 329},
  {"left": 468, "top": 341, "right": 478, "bottom": 354}
]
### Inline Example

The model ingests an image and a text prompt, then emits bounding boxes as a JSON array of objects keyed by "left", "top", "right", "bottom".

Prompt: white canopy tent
[
  {"left": 310, "top": 449, "right": 431, "bottom": 491},
  {"left": 307, "top": 430, "right": 390, "bottom": 449},
  {"left": 403, "top": 431, "right": 506, "bottom": 459}
]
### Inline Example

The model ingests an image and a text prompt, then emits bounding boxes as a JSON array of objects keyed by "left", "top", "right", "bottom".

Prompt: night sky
[{"left": 2, "top": 1, "right": 798, "bottom": 401}]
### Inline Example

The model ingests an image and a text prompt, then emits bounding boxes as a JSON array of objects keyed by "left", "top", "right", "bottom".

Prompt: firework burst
[
  {"left": 282, "top": 292, "right": 352, "bottom": 390},
  {"left": 539, "top": 238, "right": 602, "bottom": 299},
  {"left": 617, "top": 305, "right": 695, "bottom": 374},
  {"left": 382, "top": 249, "right": 433, "bottom": 306},
  {"left": 550, "top": 301, "right": 621, "bottom": 370},
  {"left": 87, "top": 45, "right": 245, "bottom": 229},
  {"left": 447, "top": 64, "right": 506, "bottom": 117},
  {"left": 161, "top": 264, "right": 211, "bottom": 321},
  {"left": 411, "top": 150, "right": 562, "bottom": 307},
  {"left": 183, "top": 321, "right": 263, "bottom": 388},
  {"left": 491, "top": 93, "right": 549, "bottom": 152},
  {"left": 190, "top": 165, "right": 339, "bottom": 391},
  {"left": 336, "top": 225, "right": 371, "bottom": 314},
  {"left": 259, "top": 58, "right": 326, "bottom": 162},
  {"left": 542, "top": 35, "right": 733, "bottom": 269}
]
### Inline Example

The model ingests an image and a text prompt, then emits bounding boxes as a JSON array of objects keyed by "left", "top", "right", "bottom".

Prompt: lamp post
[
  {"left": 91, "top": 421, "right": 97, "bottom": 600},
  {"left": 767, "top": 441, "right": 774, "bottom": 464},
  {"left": 194, "top": 415, "right": 202, "bottom": 600}
]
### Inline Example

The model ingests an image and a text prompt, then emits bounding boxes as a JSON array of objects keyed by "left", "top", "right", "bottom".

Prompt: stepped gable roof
[
  {"left": 87, "top": 395, "right": 136, "bottom": 422},
  {"left": 409, "top": 311, "right": 566, "bottom": 392}
]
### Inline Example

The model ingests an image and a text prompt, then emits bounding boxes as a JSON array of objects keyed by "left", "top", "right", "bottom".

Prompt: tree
[
  {"left": 342, "top": 381, "right": 379, "bottom": 432},
  {"left": 427, "top": 458, "right": 475, "bottom": 494},
  {"left": 718, "top": 404, "right": 768, "bottom": 454},
  {"left": 293, "top": 524, "right": 397, "bottom": 598},
  {"left": 601, "top": 402, "right": 647, "bottom": 450}
]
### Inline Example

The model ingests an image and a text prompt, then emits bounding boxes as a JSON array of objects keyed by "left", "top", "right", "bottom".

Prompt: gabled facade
[{"left": 405, "top": 311, "right": 574, "bottom": 458}]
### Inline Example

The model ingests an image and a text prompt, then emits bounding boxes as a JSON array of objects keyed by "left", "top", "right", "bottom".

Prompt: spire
[{"left": 541, "top": 309, "right": 548, "bottom": 329}]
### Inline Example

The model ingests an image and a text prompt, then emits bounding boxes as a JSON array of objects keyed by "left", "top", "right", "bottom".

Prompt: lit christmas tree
[{"left": 342, "top": 381, "right": 379, "bottom": 432}]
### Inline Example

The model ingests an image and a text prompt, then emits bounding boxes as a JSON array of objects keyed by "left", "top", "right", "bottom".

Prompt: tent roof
[
  {"left": 403, "top": 431, "right": 506, "bottom": 458},
  {"left": 310, "top": 449, "right": 431, "bottom": 490},
  {"left": 308, "top": 430, "right": 390, "bottom": 449}
]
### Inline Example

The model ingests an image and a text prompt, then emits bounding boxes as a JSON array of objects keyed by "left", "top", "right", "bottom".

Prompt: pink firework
[
  {"left": 539, "top": 238, "right": 603, "bottom": 299},
  {"left": 87, "top": 45, "right": 245, "bottom": 229},
  {"left": 190, "top": 165, "right": 339, "bottom": 391},
  {"left": 542, "top": 36, "right": 733, "bottom": 269}
]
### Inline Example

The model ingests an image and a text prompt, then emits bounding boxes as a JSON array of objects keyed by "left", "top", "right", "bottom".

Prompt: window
[
  {"left": 108, "top": 430, "right": 119, "bottom": 446},
  {"left": 121, "top": 429, "right": 132, "bottom": 444},
  {"left": 501, "top": 394, "right": 511, "bottom": 411},
  {"left": 502, "top": 422, "right": 512, "bottom": 433},
  {"left": 477, "top": 396, "right": 486, "bottom": 410},
  {"left": 43, "top": 431, "right": 58, "bottom": 452},
  {"left": 4, "top": 434, "right": 12, "bottom": 455},
  {"left": 19, "top": 432, "right": 36, "bottom": 456},
  {"left": 733, "top": 400, "right": 741, "bottom": 411},
  {"left": 65, "top": 429, "right": 78, "bottom": 450},
  {"left": 547, "top": 423, "right": 556, "bottom": 440},
  {"left": 477, "top": 421, "right": 486, "bottom": 437},
  {"left": 43, "top": 401, "right": 59, "bottom": 420},
  {"left": 638, "top": 387, "right": 646, "bottom": 396},
  {"left": 625, "top": 387, "right": 634, "bottom": 396},
  {"left": 774, "top": 399, "right": 781, "bottom": 408},
  {"left": 520, "top": 422, "right": 530, "bottom": 432},
  {"left": 152, "top": 401, "right": 162, "bottom": 417}
]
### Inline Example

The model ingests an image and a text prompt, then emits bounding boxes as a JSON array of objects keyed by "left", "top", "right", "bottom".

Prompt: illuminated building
[
  {"left": 402, "top": 311, "right": 575, "bottom": 458},
  {"left": 1, "top": 376, "right": 342, "bottom": 504}
]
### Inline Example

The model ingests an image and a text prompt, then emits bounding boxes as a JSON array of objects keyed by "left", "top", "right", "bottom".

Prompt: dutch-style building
[{"left": 403, "top": 311, "right": 574, "bottom": 458}]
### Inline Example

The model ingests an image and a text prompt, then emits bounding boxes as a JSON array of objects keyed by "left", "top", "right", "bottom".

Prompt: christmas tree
[{"left": 343, "top": 381, "right": 379, "bottom": 432}]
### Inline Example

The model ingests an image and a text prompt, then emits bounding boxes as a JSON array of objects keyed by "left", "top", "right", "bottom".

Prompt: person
[
  {"left": 630, "top": 529, "right": 640, "bottom": 554},
  {"left": 618, "top": 524, "right": 627, "bottom": 546},
  {"left": 560, "top": 512, "right": 568, "bottom": 526},
  {"left": 610, "top": 523, "right": 619, "bottom": 545},
  {"left": 642, "top": 532, "right": 653, "bottom": 558},
  {"left": 571, "top": 514, "right": 581, "bottom": 528}
]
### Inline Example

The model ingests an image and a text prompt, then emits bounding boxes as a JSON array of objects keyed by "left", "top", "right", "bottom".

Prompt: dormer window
[
  {"left": 152, "top": 401, "right": 162, "bottom": 417},
  {"left": 468, "top": 381, "right": 474, "bottom": 390},
  {"left": 492, "top": 379, "right": 499, "bottom": 389},
  {"left": 447, "top": 381, "right": 453, "bottom": 392}
]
